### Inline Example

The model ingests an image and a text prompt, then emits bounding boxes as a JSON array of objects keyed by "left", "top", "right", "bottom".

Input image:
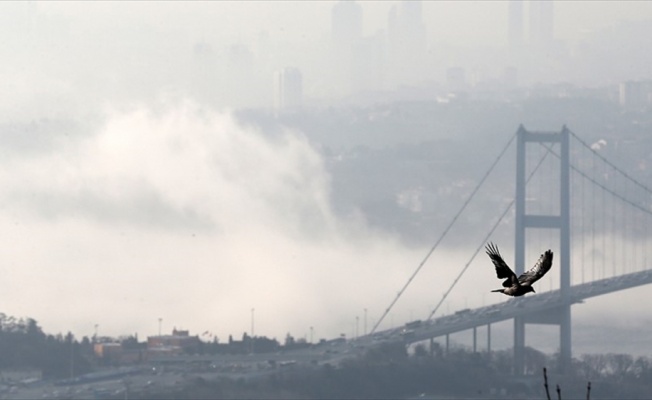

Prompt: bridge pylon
[{"left": 514, "top": 125, "right": 571, "bottom": 374}]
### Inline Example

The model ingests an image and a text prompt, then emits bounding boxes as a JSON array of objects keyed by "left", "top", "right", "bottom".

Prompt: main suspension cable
[
  {"left": 370, "top": 132, "right": 517, "bottom": 334},
  {"left": 569, "top": 130, "right": 652, "bottom": 196}
]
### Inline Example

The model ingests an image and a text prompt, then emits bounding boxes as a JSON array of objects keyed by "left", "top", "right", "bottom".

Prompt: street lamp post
[
  {"left": 251, "top": 308, "right": 255, "bottom": 337},
  {"left": 355, "top": 316, "right": 359, "bottom": 339},
  {"left": 158, "top": 318, "right": 162, "bottom": 337},
  {"left": 250, "top": 308, "right": 255, "bottom": 354},
  {"left": 364, "top": 308, "right": 368, "bottom": 336}
]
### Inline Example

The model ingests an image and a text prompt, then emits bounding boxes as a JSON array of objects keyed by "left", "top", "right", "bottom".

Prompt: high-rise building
[
  {"left": 331, "top": 0, "right": 363, "bottom": 47},
  {"left": 388, "top": 1, "right": 426, "bottom": 53},
  {"left": 330, "top": 1, "right": 365, "bottom": 97},
  {"left": 529, "top": 0, "right": 554, "bottom": 48},
  {"left": 508, "top": 0, "right": 524, "bottom": 49},
  {"left": 387, "top": 1, "right": 427, "bottom": 88},
  {"left": 619, "top": 81, "right": 650, "bottom": 110},
  {"left": 274, "top": 67, "right": 303, "bottom": 111}
]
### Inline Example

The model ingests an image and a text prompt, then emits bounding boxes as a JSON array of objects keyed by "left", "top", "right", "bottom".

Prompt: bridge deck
[{"left": 371, "top": 269, "right": 652, "bottom": 344}]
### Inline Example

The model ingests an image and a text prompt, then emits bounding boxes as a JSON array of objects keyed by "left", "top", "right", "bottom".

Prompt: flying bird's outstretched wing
[
  {"left": 518, "top": 249, "right": 553, "bottom": 286},
  {"left": 485, "top": 242, "right": 518, "bottom": 288}
]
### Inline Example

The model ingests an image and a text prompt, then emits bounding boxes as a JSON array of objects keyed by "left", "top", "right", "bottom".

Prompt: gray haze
[{"left": 1, "top": 1, "right": 652, "bottom": 355}]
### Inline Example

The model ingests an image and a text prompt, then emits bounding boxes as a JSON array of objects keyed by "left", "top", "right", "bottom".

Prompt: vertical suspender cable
[{"left": 591, "top": 151, "right": 596, "bottom": 281}]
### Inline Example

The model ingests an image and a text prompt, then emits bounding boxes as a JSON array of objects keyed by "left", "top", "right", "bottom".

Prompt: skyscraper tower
[
  {"left": 387, "top": 0, "right": 427, "bottom": 88},
  {"left": 387, "top": 1, "right": 426, "bottom": 53},
  {"left": 508, "top": 0, "right": 524, "bottom": 49},
  {"left": 274, "top": 67, "right": 303, "bottom": 111},
  {"left": 529, "top": 0, "right": 554, "bottom": 48},
  {"left": 331, "top": 0, "right": 363, "bottom": 47},
  {"left": 330, "top": 1, "right": 364, "bottom": 97}
]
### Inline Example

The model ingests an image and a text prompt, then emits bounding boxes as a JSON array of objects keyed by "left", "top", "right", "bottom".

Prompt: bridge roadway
[
  {"left": 149, "top": 269, "right": 652, "bottom": 368},
  {"left": 388, "top": 269, "right": 652, "bottom": 345}
]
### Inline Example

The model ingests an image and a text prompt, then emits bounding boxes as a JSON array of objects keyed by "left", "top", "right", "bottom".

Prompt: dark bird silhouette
[{"left": 485, "top": 242, "right": 553, "bottom": 296}]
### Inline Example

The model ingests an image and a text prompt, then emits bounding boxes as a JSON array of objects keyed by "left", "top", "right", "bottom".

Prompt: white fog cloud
[{"left": 0, "top": 102, "right": 468, "bottom": 341}]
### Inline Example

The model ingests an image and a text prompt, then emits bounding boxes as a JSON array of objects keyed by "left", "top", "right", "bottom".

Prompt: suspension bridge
[{"left": 364, "top": 125, "right": 652, "bottom": 375}]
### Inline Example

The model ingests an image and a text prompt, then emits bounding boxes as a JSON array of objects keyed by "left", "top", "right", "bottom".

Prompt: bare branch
[
  {"left": 586, "top": 381, "right": 591, "bottom": 400},
  {"left": 543, "top": 367, "right": 551, "bottom": 400}
]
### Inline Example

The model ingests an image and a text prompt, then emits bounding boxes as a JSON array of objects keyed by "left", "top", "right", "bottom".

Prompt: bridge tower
[{"left": 514, "top": 125, "right": 571, "bottom": 374}]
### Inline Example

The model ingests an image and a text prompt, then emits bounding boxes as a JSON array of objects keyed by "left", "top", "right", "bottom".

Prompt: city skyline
[
  {"left": 35, "top": 1, "right": 652, "bottom": 46},
  {"left": 0, "top": 1, "right": 650, "bottom": 112}
]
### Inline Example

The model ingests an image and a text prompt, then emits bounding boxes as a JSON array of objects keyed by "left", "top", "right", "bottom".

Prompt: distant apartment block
[
  {"left": 331, "top": 0, "right": 362, "bottom": 47},
  {"left": 529, "top": 0, "right": 554, "bottom": 48},
  {"left": 508, "top": 0, "right": 524, "bottom": 49},
  {"left": 274, "top": 67, "right": 303, "bottom": 111},
  {"left": 619, "top": 81, "right": 651, "bottom": 110}
]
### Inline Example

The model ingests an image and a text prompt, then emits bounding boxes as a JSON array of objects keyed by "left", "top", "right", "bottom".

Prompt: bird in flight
[{"left": 485, "top": 242, "right": 553, "bottom": 297}]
